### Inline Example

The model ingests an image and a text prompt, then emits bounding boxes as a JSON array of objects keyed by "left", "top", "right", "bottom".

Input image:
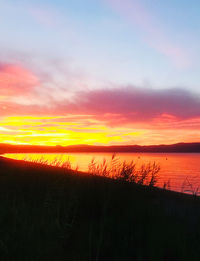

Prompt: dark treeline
[{"left": 1, "top": 142, "right": 200, "bottom": 153}]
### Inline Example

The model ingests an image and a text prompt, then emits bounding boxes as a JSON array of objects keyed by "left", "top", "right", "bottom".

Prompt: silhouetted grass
[
  {"left": 20, "top": 154, "right": 200, "bottom": 194},
  {"left": 22, "top": 154, "right": 160, "bottom": 187},
  {"left": 181, "top": 177, "right": 200, "bottom": 196},
  {"left": 88, "top": 154, "right": 160, "bottom": 187},
  {"left": 0, "top": 156, "right": 200, "bottom": 261}
]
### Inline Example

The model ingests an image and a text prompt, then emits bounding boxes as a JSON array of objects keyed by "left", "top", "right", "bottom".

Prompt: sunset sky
[{"left": 1, "top": 0, "right": 200, "bottom": 146}]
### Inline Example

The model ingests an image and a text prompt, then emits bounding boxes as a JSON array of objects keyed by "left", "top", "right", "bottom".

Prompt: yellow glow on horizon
[
  {"left": 1, "top": 115, "right": 199, "bottom": 146},
  {"left": 0, "top": 115, "right": 133, "bottom": 146}
]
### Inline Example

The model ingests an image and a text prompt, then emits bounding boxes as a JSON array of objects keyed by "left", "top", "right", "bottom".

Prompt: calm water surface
[{"left": 4, "top": 153, "right": 200, "bottom": 194}]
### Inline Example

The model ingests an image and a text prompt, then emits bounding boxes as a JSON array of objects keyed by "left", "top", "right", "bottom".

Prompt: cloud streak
[
  {"left": 105, "top": 0, "right": 190, "bottom": 68},
  {"left": 0, "top": 57, "right": 199, "bottom": 145},
  {"left": 0, "top": 57, "right": 198, "bottom": 126},
  {"left": 1, "top": 83, "right": 200, "bottom": 145},
  {"left": 60, "top": 87, "right": 200, "bottom": 129},
  {"left": 2, "top": 83, "right": 200, "bottom": 129},
  {"left": 76, "top": 87, "right": 200, "bottom": 120}
]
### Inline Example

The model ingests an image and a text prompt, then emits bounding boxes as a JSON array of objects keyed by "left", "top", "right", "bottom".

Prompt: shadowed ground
[{"left": 0, "top": 156, "right": 200, "bottom": 261}]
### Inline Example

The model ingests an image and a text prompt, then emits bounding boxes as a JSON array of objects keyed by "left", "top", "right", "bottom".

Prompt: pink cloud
[
  {"left": 0, "top": 63, "right": 39, "bottom": 96},
  {"left": 71, "top": 87, "right": 200, "bottom": 119},
  {"left": 105, "top": 0, "right": 190, "bottom": 68},
  {"left": 1, "top": 80, "right": 200, "bottom": 132},
  {"left": 57, "top": 87, "right": 200, "bottom": 129}
]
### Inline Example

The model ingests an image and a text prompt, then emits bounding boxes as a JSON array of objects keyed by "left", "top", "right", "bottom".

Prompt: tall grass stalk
[{"left": 88, "top": 154, "right": 160, "bottom": 187}]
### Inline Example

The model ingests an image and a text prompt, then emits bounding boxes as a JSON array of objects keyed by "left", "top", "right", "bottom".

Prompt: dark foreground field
[{"left": 0, "top": 157, "right": 200, "bottom": 260}]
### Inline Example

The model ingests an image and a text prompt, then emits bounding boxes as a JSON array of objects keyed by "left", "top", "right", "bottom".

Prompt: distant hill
[{"left": 1, "top": 142, "right": 200, "bottom": 153}]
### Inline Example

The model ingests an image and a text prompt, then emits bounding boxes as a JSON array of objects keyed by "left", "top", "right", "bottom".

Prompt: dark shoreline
[
  {"left": 0, "top": 156, "right": 200, "bottom": 260},
  {"left": 1, "top": 142, "right": 200, "bottom": 154},
  {"left": 0, "top": 156, "right": 198, "bottom": 200}
]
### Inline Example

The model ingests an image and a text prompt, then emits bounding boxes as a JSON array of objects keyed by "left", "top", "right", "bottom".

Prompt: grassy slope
[{"left": 0, "top": 156, "right": 200, "bottom": 261}]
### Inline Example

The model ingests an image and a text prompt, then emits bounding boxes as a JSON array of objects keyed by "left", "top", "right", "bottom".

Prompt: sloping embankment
[{"left": 0, "top": 156, "right": 200, "bottom": 261}]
